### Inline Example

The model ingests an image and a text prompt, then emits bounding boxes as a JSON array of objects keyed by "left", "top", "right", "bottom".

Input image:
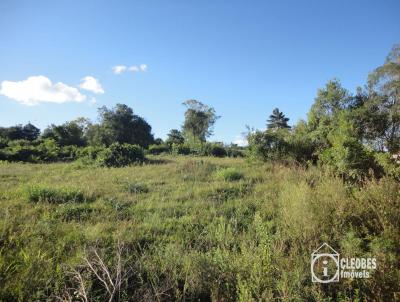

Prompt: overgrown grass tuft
[
  {"left": 214, "top": 167, "right": 244, "bottom": 181},
  {"left": 123, "top": 182, "right": 149, "bottom": 194},
  {"left": 26, "top": 185, "right": 94, "bottom": 204}
]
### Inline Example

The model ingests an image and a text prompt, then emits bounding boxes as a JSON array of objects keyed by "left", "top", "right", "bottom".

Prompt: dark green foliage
[
  {"left": 0, "top": 123, "right": 40, "bottom": 141},
  {"left": 42, "top": 118, "right": 88, "bottom": 146},
  {"left": 0, "top": 139, "right": 78, "bottom": 163},
  {"left": 166, "top": 129, "right": 185, "bottom": 145},
  {"left": 90, "top": 104, "right": 154, "bottom": 147},
  {"left": 203, "top": 142, "right": 227, "bottom": 157},
  {"left": 172, "top": 143, "right": 191, "bottom": 155},
  {"left": 96, "top": 143, "right": 144, "bottom": 167},
  {"left": 247, "top": 129, "right": 292, "bottom": 162},
  {"left": 26, "top": 185, "right": 94, "bottom": 204},
  {"left": 267, "top": 108, "right": 290, "bottom": 129},
  {"left": 147, "top": 144, "right": 170, "bottom": 155}
]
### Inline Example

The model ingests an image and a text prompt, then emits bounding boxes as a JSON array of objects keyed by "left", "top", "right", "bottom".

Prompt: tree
[
  {"left": 93, "top": 104, "right": 154, "bottom": 147},
  {"left": 367, "top": 44, "right": 400, "bottom": 153},
  {"left": 307, "top": 79, "right": 353, "bottom": 151},
  {"left": 165, "top": 129, "right": 185, "bottom": 145},
  {"left": 0, "top": 123, "right": 40, "bottom": 141},
  {"left": 42, "top": 119, "right": 88, "bottom": 146},
  {"left": 267, "top": 108, "right": 290, "bottom": 129},
  {"left": 182, "top": 100, "right": 219, "bottom": 142},
  {"left": 247, "top": 128, "right": 291, "bottom": 161},
  {"left": 22, "top": 123, "right": 40, "bottom": 141}
]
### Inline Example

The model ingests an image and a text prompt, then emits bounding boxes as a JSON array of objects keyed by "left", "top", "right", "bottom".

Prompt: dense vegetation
[
  {"left": 0, "top": 156, "right": 398, "bottom": 301},
  {"left": 0, "top": 45, "right": 399, "bottom": 301}
]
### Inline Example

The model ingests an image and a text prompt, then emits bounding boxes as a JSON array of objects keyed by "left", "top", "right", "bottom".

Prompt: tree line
[{"left": 0, "top": 44, "right": 399, "bottom": 179}]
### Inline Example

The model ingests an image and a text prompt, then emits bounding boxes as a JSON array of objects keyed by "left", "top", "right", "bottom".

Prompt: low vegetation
[{"left": 0, "top": 156, "right": 398, "bottom": 301}]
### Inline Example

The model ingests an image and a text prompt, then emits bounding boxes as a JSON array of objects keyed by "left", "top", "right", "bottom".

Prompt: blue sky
[{"left": 0, "top": 0, "right": 399, "bottom": 144}]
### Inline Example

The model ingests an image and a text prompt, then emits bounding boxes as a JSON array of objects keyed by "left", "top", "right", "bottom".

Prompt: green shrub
[
  {"left": 96, "top": 143, "right": 144, "bottom": 167},
  {"left": 374, "top": 152, "right": 400, "bottom": 180},
  {"left": 247, "top": 129, "right": 292, "bottom": 162},
  {"left": 203, "top": 142, "right": 227, "bottom": 157},
  {"left": 26, "top": 185, "right": 94, "bottom": 204},
  {"left": 214, "top": 167, "right": 244, "bottom": 181},
  {"left": 147, "top": 144, "right": 170, "bottom": 155},
  {"left": 172, "top": 143, "right": 191, "bottom": 155}
]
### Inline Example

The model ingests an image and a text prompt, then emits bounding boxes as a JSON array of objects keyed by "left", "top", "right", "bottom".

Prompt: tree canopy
[
  {"left": 267, "top": 108, "right": 290, "bottom": 129},
  {"left": 182, "top": 100, "right": 219, "bottom": 142}
]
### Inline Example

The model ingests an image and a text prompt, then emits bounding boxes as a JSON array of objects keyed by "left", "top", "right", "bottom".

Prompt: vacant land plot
[{"left": 0, "top": 156, "right": 398, "bottom": 301}]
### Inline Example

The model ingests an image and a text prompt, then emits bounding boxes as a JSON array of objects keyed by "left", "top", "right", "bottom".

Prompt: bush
[
  {"left": 26, "top": 185, "right": 94, "bottom": 204},
  {"left": 226, "top": 146, "right": 245, "bottom": 158},
  {"left": 214, "top": 167, "right": 244, "bottom": 181},
  {"left": 203, "top": 142, "right": 227, "bottom": 157},
  {"left": 171, "top": 143, "right": 191, "bottom": 155},
  {"left": 147, "top": 144, "right": 170, "bottom": 155},
  {"left": 374, "top": 152, "right": 400, "bottom": 180},
  {"left": 247, "top": 129, "right": 292, "bottom": 162},
  {"left": 96, "top": 143, "right": 144, "bottom": 167},
  {"left": 320, "top": 136, "right": 378, "bottom": 182}
]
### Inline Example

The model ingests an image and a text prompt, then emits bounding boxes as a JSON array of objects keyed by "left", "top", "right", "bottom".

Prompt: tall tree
[
  {"left": 93, "top": 104, "right": 154, "bottom": 147},
  {"left": 182, "top": 100, "right": 219, "bottom": 142},
  {"left": 166, "top": 129, "right": 185, "bottom": 145},
  {"left": 267, "top": 108, "right": 290, "bottom": 129},
  {"left": 367, "top": 44, "right": 400, "bottom": 153},
  {"left": 307, "top": 79, "right": 353, "bottom": 151}
]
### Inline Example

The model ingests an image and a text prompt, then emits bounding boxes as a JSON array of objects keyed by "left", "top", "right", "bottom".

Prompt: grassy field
[{"left": 0, "top": 156, "right": 399, "bottom": 301}]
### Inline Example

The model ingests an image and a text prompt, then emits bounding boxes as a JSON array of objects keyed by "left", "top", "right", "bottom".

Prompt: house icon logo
[{"left": 311, "top": 243, "right": 340, "bottom": 283}]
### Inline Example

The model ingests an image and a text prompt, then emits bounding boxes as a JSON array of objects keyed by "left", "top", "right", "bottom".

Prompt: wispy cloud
[
  {"left": 128, "top": 65, "right": 139, "bottom": 72},
  {"left": 112, "top": 65, "right": 127, "bottom": 74},
  {"left": 79, "top": 76, "right": 104, "bottom": 94},
  {"left": 0, "top": 75, "right": 86, "bottom": 106},
  {"left": 114, "top": 64, "right": 148, "bottom": 74},
  {"left": 139, "top": 64, "right": 147, "bottom": 72}
]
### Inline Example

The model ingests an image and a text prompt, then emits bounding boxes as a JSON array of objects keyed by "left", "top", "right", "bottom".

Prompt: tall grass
[{"left": 0, "top": 156, "right": 398, "bottom": 301}]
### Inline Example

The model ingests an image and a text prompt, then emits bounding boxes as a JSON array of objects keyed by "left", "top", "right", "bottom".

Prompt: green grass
[{"left": 0, "top": 156, "right": 398, "bottom": 301}]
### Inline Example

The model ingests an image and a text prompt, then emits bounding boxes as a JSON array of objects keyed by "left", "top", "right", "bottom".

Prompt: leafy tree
[
  {"left": 367, "top": 44, "right": 400, "bottom": 153},
  {"left": 92, "top": 104, "right": 154, "bottom": 147},
  {"left": 22, "top": 123, "right": 40, "bottom": 141},
  {"left": 42, "top": 119, "right": 88, "bottom": 146},
  {"left": 165, "top": 129, "right": 185, "bottom": 145},
  {"left": 307, "top": 79, "right": 353, "bottom": 151},
  {"left": 247, "top": 128, "right": 291, "bottom": 161},
  {"left": 0, "top": 123, "right": 40, "bottom": 141},
  {"left": 319, "top": 112, "right": 377, "bottom": 181},
  {"left": 153, "top": 138, "right": 164, "bottom": 145},
  {"left": 267, "top": 108, "right": 290, "bottom": 129},
  {"left": 182, "top": 100, "right": 219, "bottom": 142}
]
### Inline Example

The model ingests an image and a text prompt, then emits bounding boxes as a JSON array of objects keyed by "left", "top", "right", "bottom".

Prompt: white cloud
[
  {"left": 112, "top": 65, "right": 127, "bottom": 74},
  {"left": 129, "top": 65, "right": 140, "bottom": 72},
  {"left": 0, "top": 75, "right": 86, "bottom": 106},
  {"left": 79, "top": 76, "right": 104, "bottom": 94},
  {"left": 233, "top": 135, "right": 248, "bottom": 147},
  {"left": 115, "top": 64, "right": 148, "bottom": 74}
]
